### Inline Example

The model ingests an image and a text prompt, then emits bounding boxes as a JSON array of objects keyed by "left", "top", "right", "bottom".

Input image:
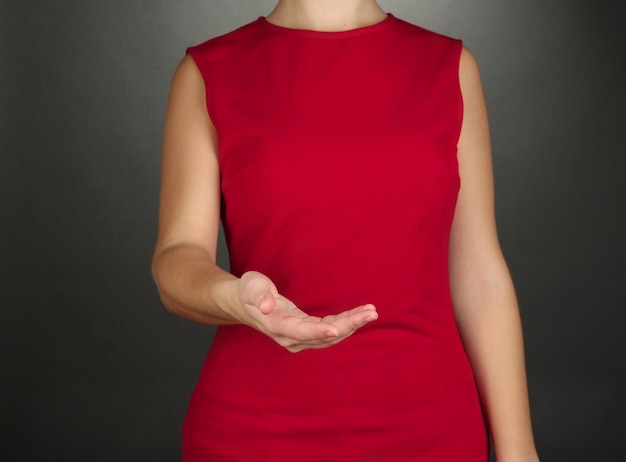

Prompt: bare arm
[
  {"left": 151, "top": 56, "right": 377, "bottom": 352},
  {"left": 152, "top": 55, "right": 238, "bottom": 325},
  {"left": 450, "top": 47, "right": 539, "bottom": 461}
]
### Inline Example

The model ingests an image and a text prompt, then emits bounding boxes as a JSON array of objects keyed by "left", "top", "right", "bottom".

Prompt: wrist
[
  {"left": 495, "top": 449, "right": 540, "bottom": 462},
  {"left": 497, "top": 458, "right": 539, "bottom": 462},
  {"left": 208, "top": 274, "right": 244, "bottom": 324}
]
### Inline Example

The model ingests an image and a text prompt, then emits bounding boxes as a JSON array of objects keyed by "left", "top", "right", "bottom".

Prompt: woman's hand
[{"left": 237, "top": 271, "right": 377, "bottom": 353}]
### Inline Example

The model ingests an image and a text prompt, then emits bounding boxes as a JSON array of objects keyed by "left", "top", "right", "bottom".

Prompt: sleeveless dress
[{"left": 183, "top": 13, "right": 488, "bottom": 461}]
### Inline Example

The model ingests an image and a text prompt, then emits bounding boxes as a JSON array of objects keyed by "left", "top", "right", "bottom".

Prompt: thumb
[
  {"left": 240, "top": 271, "right": 278, "bottom": 314},
  {"left": 257, "top": 291, "right": 276, "bottom": 315}
]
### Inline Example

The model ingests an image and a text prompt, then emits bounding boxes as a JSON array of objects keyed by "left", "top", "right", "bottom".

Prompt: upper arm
[
  {"left": 154, "top": 55, "right": 221, "bottom": 261},
  {"left": 449, "top": 47, "right": 511, "bottom": 306}
]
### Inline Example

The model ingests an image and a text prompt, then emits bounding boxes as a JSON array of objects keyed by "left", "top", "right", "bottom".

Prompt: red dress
[{"left": 184, "top": 13, "right": 488, "bottom": 461}]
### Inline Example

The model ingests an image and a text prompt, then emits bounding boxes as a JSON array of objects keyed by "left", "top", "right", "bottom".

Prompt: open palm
[{"left": 239, "top": 271, "right": 377, "bottom": 353}]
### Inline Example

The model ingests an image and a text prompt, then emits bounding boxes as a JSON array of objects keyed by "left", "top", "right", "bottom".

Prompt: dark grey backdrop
[{"left": 2, "top": 0, "right": 624, "bottom": 460}]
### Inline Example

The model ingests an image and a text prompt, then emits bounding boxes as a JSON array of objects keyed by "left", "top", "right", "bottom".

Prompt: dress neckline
[{"left": 258, "top": 13, "right": 395, "bottom": 39}]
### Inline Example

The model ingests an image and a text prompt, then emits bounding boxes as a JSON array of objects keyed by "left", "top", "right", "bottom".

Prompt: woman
[{"left": 152, "top": 0, "right": 540, "bottom": 460}]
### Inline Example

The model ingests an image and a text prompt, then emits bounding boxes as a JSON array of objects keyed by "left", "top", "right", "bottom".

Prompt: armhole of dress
[
  {"left": 453, "top": 39, "right": 465, "bottom": 148},
  {"left": 185, "top": 47, "right": 218, "bottom": 132}
]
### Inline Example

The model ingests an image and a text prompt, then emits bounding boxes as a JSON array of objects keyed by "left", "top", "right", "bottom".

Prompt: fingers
[
  {"left": 268, "top": 304, "right": 339, "bottom": 342},
  {"left": 272, "top": 320, "right": 344, "bottom": 353},
  {"left": 323, "top": 304, "right": 378, "bottom": 332},
  {"left": 272, "top": 304, "right": 378, "bottom": 352},
  {"left": 282, "top": 307, "right": 378, "bottom": 353}
]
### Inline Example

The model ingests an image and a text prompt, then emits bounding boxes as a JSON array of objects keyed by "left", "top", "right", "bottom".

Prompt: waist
[{"left": 198, "top": 321, "right": 473, "bottom": 410}]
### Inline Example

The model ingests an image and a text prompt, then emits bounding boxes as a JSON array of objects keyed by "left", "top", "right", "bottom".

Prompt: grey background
[{"left": 2, "top": 0, "right": 624, "bottom": 460}]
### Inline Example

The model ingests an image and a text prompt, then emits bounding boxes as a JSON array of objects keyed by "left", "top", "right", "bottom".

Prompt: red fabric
[{"left": 183, "top": 14, "right": 488, "bottom": 461}]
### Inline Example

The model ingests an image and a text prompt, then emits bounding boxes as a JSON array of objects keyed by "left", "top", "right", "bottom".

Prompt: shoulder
[
  {"left": 186, "top": 18, "right": 263, "bottom": 63},
  {"left": 459, "top": 46, "right": 483, "bottom": 93},
  {"left": 170, "top": 54, "right": 203, "bottom": 91},
  {"left": 391, "top": 15, "right": 462, "bottom": 51},
  {"left": 460, "top": 46, "right": 480, "bottom": 71}
]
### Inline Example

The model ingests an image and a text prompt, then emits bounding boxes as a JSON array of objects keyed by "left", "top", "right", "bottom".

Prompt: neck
[{"left": 266, "top": 0, "right": 386, "bottom": 32}]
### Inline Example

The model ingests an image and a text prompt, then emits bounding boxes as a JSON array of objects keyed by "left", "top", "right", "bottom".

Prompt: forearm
[
  {"left": 152, "top": 243, "right": 241, "bottom": 325},
  {"left": 454, "top": 275, "right": 539, "bottom": 461}
]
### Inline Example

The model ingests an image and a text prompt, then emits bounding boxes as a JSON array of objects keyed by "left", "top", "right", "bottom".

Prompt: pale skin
[{"left": 152, "top": 0, "right": 539, "bottom": 460}]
